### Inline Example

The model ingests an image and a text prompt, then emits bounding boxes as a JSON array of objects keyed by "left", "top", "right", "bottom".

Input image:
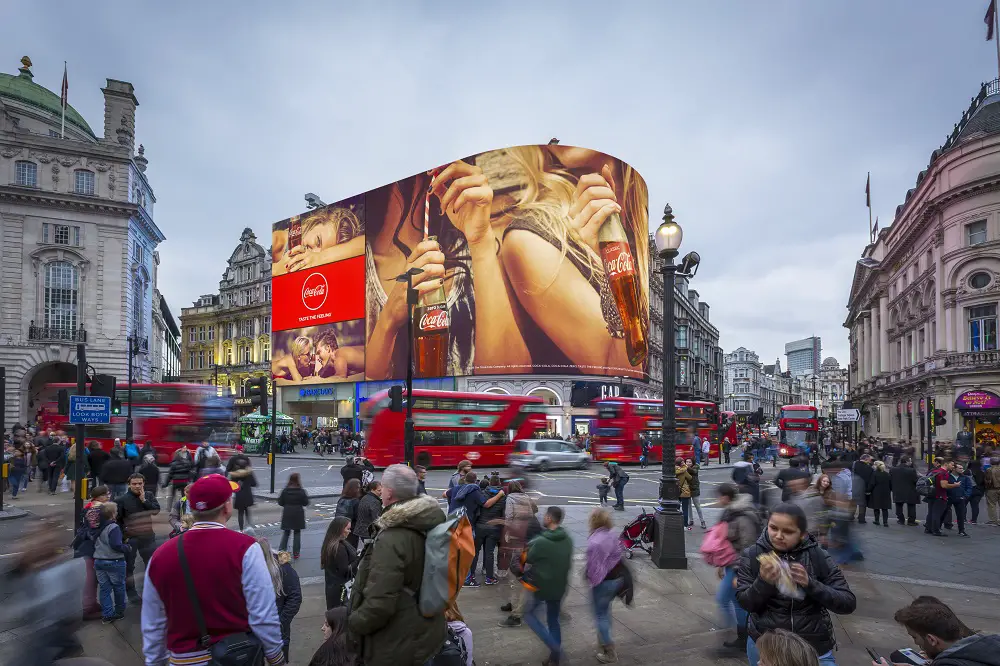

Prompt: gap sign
[{"left": 69, "top": 395, "right": 111, "bottom": 424}]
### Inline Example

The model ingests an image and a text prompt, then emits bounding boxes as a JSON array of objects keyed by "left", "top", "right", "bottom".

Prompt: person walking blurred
[
  {"left": 352, "top": 481, "right": 382, "bottom": 548},
  {"left": 163, "top": 447, "right": 194, "bottom": 507},
  {"left": 229, "top": 457, "right": 258, "bottom": 532},
  {"left": 498, "top": 481, "right": 538, "bottom": 628},
  {"left": 586, "top": 508, "right": 628, "bottom": 663},
  {"left": 712, "top": 483, "right": 761, "bottom": 654},
  {"left": 890, "top": 456, "right": 920, "bottom": 526},
  {"left": 869, "top": 461, "right": 893, "bottom": 526},
  {"left": 686, "top": 458, "right": 707, "bottom": 529},
  {"left": 522, "top": 506, "right": 573, "bottom": 666},
  {"left": 278, "top": 473, "right": 310, "bottom": 559}
]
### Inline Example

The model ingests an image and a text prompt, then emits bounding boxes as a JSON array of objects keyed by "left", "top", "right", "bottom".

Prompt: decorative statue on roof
[{"left": 20, "top": 56, "right": 32, "bottom": 69}]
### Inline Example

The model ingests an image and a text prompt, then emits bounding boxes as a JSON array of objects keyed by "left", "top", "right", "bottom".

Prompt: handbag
[{"left": 177, "top": 533, "right": 265, "bottom": 666}]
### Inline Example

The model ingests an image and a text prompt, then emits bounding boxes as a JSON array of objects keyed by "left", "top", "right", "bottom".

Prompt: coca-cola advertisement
[
  {"left": 271, "top": 319, "right": 365, "bottom": 385},
  {"left": 271, "top": 144, "right": 649, "bottom": 384}
]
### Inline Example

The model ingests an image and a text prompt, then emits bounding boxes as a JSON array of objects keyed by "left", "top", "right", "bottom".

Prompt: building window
[
  {"left": 967, "top": 220, "right": 988, "bottom": 246},
  {"left": 188, "top": 355, "right": 194, "bottom": 370},
  {"left": 243, "top": 345, "right": 252, "bottom": 363},
  {"left": 198, "top": 326, "right": 206, "bottom": 342},
  {"left": 74, "top": 170, "right": 95, "bottom": 195},
  {"left": 225, "top": 322, "right": 234, "bottom": 339},
  {"left": 208, "top": 325, "right": 214, "bottom": 341},
  {"left": 15, "top": 161, "right": 37, "bottom": 187},
  {"left": 189, "top": 327, "right": 196, "bottom": 343},
  {"left": 226, "top": 347, "right": 233, "bottom": 365},
  {"left": 134, "top": 241, "right": 144, "bottom": 265},
  {"left": 227, "top": 293, "right": 236, "bottom": 307},
  {"left": 263, "top": 284, "right": 271, "bottom": 301},
  {"left": 969, "top": 272, "right": 992, "bottom": 289},
  {"left": 198, "top": 350, "right": 205, "bottom": 369},
  {"left": 262, "top": 315, "right": 271, "bottom": 333},
  {"left": 44, "top": 261, "right": 79, "bottom": 333},
  {"left": 54, "top": 225, "right": 70, "bottom": 245},
  {"left": 968, "top": 304, "right": 998, "bottom": 351},
  {"left": 132, "top": 277, "right": 146, "bottom": 340},
  {"left": 262, "top": 340, "right": 270, "bottom": 362},
  {"left": 676, "top": 326, "right": 688, "bottom": 348}
]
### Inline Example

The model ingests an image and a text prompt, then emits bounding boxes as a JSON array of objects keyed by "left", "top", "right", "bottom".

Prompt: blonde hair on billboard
[
  {"left": 302, "top": 206, "right": 363, "bottom": 246},
  {"left": 503, "top": 146, "right": 649, "bottom": 325},
  {"left": 291, "top": 336, "right": 312, "bottom": 357}
]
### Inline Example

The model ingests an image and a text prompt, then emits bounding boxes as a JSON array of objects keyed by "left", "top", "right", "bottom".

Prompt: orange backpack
[{"left": 413, "top": 509, "right": 475, "bottom": 617}]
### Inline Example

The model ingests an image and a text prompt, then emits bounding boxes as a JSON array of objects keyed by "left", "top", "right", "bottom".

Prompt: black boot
[{"left": 722, "top": 623, "right": 747, "bottom": 650}]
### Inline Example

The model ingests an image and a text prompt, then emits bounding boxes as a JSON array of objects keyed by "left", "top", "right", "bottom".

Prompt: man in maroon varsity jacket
[{"left": 140, "top": 474, "right": 285, "bottom": 666}]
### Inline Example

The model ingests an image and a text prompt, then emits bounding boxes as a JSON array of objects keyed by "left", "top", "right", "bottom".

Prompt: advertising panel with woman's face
[{"left": 270, "top": 144, "right": 650, "bottom": 385}]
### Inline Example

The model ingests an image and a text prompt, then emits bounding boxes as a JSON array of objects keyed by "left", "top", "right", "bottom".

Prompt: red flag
[
  {"left": 987, "top": 0, "right": 996, "bottom": 41},
  {"left": 865, "top": 172, "right": 871, "bottom": 208},
  {"left": 873, "top": 216, "right": 879, "bottom": 237},
  {"left": 60, "top": 62, "right": 68, "bottom": 108}
]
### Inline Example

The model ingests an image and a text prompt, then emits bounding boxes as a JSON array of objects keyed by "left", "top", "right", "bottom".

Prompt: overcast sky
[{"left": 5, "top": 2, "right": 997, "bottom": 367}]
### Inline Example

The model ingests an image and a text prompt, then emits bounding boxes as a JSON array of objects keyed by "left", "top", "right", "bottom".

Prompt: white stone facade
[
  {"left": 724, "top": 347, "right": 762, "bottom": 415},
  {"left": 846, "top": 79, "right": 1000, "bottom": 449},
  {"left": 0, "top": 59, "right": 163, "bottom": 424}
]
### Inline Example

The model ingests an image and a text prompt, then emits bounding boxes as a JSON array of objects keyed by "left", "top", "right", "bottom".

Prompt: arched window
[
  {"left": 74, "top": 169, "right": 95, "bottom": 195},
  {"left": 132, "top": 275, "right": 146, "bottom": 339},
  {"left": 15, "top": 161, "right": 37, "bottom": 187},
  {"left": 44, "top": 261, "right": 79, "bottom": 333}
]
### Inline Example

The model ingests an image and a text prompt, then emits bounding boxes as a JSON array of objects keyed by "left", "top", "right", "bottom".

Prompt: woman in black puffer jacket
[{"left": 736, "top": 502, "right": 856, "bottom": 666}]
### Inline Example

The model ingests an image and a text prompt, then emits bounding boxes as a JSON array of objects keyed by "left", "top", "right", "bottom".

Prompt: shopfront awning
[{"left": 239, "top": 409, "right": 294, "bottom": 424}]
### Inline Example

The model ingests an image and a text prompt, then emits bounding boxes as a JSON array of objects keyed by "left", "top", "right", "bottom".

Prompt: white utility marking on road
[
  {"left": 327, "top": 465, "right": 337, "bottom": 471},
  {"left": 567, "top": 500, "right": 601, "bottom": 505}
]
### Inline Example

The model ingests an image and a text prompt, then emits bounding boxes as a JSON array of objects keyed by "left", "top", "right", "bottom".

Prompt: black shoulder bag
[{"left": 177, "top": 533, "right": 267, "bottom": 666}]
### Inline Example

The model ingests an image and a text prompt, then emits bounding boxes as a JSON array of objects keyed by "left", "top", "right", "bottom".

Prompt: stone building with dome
[
  {"left": 0, "top": 57, "right": 169, "bottom": 424},
  {"left": 847, "top": 77, "right": 1000, "bottom": 452}
]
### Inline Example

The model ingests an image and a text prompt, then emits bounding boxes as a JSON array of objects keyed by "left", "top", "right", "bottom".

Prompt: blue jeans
[
  {"left": 94, "top": 558, "right": 126, "bottom": 619},
  {"left": 695, "top": 446, "right": 702, "bottom": 464},
  {"left": 9, "top": 472, "right": 23, "bottom": 498},
  {"left": 680, "top": 497, "right": 691, "bottom": 527},
  {"left": 524, "top": 593, "right": 562, "bottom": 659},
  {"left": 716, "top": 566, "right": 747, "bottom": 629},
  {"left": 748, "top": 636, "right": 837, "bottom": 666},
  {"left": 592, "top": 577, "right": 624, "bottom": 646},
  {"left": 613, "top": 478, "right": 627, "bottom": 508},
  {"left": 108, "top": 483, "right": 127, "bottom": 500}
]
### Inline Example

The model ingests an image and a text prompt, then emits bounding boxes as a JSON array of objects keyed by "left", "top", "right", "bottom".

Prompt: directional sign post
[
  {"left": 836, "top": 408, "right": 860, "bottom": 423},
  {"left": 69, "top": 395, "right": 111, "bottom": 425}
]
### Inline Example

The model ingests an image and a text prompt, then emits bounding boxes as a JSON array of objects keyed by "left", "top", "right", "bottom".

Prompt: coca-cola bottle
[
  {"left": 599, "top": 212, "right": 647, "bottom": 367},
  {"left": 287, "top": 217, "right": 303, "bottom": 255},
  {"left": 413, "top": 281, "right": 450, "bottom": 378}
]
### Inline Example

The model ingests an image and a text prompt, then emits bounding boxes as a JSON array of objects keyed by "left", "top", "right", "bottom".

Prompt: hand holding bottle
[
  {"left": 431, "top": 160, "right": 494, "bottom": 249},
  {"left": 383, "top": 238, "right": 445, "bottom": 328},
  {"left": 568, "top": 164, "right": 622, "bottom": 255}
]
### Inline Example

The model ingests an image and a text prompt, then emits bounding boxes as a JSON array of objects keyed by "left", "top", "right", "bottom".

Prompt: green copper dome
[{"left": 0, "top": 65, "right": 97, "bottom": 139}]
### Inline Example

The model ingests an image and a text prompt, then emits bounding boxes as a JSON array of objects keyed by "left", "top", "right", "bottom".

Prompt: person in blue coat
[{"left": 948, "top": 462, "right": 975, "bottom": 538}]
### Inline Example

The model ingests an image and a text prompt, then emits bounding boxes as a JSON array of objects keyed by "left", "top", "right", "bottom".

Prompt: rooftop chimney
[{"left": 101, "top": 79, "right": 138, "bottom": 152}]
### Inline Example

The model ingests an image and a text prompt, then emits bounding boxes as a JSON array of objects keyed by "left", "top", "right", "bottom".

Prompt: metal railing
[
  {"left": 28, "top": 323, "right": 87, "bottom": 343},
  {"left": 943, "top": 350, "right": 1000, "bottom": 368}
]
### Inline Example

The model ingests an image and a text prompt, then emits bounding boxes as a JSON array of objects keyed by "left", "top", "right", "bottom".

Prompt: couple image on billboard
[
  {"left": 272, "top": 324, "right": 365, "bottom": 383},
  {"left": 270, "top": 144, "right": 651, "bottom": 383}
]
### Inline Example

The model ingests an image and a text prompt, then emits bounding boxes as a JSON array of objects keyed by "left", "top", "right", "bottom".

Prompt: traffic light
[
  {"left": 90, "top": 374, "right": 117, "bottom": 401},
  {"left": 389, "top": 385, "right": 403, "bottom": 412},
  {"left": 112, "top": 400, "right": 122, "bottom": 415},
  {"left": 248, "top": 376, "right": 269, "bottom": 416},
  {"left": 756, "top": 407, "right": 765, "bottom": 425},
  {"left": 935, "top": 409, "right": 947, "bottom": 426},
  {"left": 57, "top": 389, "right": 69, "bottom": 415}
]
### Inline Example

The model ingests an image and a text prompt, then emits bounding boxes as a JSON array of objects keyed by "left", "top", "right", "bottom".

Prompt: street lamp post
[
  {"left": 651, "top": 204, "right": 694, "bottom": 569},
  {"left": 395, "top": 267, "right": 424, "bottom": 467}
]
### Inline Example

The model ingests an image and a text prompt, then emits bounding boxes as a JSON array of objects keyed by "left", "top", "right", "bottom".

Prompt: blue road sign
[{"left": 69, "top": 395, "right": 111, "bottom": 425}]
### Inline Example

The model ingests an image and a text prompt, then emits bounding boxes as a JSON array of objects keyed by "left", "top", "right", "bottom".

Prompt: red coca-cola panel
[
  {"left": 418, "top": 308, "right": 449, "bottom": 331},
  {"left": 600, "top": 241, "right": 636, "bottom": 279},
  {"left": 272, "top": 255, "right": 365, "bottom": 332}
]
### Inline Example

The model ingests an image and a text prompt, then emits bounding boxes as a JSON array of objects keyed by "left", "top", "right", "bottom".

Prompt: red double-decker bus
[
  {"left": 590, "top": 397, "right": 721, "bottom": 463},
  {"left": 778, "top": 404, "right": 819, "bottom": 457},
  {"left": 720, "top": 410, "right": 738, "bottom": 449},
  {"left": 38, "top": 382, "right": 236, "bottom": 464},
  {"left": 362, "top": 389, "right": 547, "bottom": 468}
]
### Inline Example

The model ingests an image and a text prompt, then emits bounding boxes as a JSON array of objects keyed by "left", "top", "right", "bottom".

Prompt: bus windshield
[
  {"left": 780, "top": 409, "right": 816, "bottom": 420},
  {"left": 780, "top": 430, "right": 818, "bottom": 447}
]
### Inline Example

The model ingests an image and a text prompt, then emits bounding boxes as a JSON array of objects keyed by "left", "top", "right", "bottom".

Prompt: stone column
[
  {"left": 857, "top": 320, "right": 867, "bottom": 382},
  {"left": 934, "top": 240, "right": 945, "bottom": 352},
  {"left": 869, "top": 307, "right": 878, "bottom": 378},
  {"left": 879, "top": 294, "right": 889, "bottom": 373},
  {"left": 945, "top": 305, "right": 955, "bottom": 353}
]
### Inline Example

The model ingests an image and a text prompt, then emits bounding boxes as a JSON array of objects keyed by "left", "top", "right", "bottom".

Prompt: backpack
[
  {"left": 915, "top": 474, "right": 934, "bottom": 498},
  {"left": 125, "top": 442, "right": 139, "bottom": 459},
  {"left": 700, "top": 521, "right": 738, "bottom": 567},
  {"left": 413, "top": 509, "right": 475, "bottom": 617},
  {"left": 431, "top": 626, "right": 469, "bottom": 666}
]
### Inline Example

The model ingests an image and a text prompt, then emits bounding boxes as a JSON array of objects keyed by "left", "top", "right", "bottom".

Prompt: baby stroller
[{"left": 619, "top": 507, "right": 655, "bottom": 559}]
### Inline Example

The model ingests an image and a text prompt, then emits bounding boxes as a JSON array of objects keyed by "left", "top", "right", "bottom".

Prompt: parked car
[{"left": 508, "top": 439, "right": 589, "bottom": 472}]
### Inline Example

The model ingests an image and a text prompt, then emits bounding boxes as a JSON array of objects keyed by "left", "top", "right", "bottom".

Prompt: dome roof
[
  {"left": 0, "top": 65, "right": 96, "bottom": 139},
  {"left": 956, "top": 95, "right": 1000, "bottom": 142},
  {"left": 821, "top": 357, "right": 839, "bottom": 367}
]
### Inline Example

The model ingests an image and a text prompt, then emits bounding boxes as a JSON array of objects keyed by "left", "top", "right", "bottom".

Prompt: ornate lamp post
[{"left": 651, "top": 204, "right": 700, "bottom": 569}]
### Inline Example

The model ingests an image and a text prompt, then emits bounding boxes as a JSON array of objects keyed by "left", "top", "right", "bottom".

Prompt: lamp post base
[{"left": 651, "top": 507, "right": 688, "bottom": 569}]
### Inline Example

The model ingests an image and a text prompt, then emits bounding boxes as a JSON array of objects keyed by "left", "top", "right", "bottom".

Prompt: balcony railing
[
  {"left": 28, "top": 322, "right": 87, "bottom": 343},
  {"left": 943, "top": 350, "right": 1000, "bottom": 369}
]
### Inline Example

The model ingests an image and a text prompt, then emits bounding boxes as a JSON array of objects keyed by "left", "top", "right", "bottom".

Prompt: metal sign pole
[
  {"left": 74, "top": 343, "right": 87, "bottom": 519},
  {"left": 270, "top": 379, "right": 277, "bottom": 494}
]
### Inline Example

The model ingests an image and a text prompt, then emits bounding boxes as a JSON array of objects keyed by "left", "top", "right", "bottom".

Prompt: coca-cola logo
[
  {"left": 419, "top": 308, "right": 449, "bottom": 331},
  {"left": 602, "top": 242, "right": 635, "bottom": 278},
  {"left": 301, "top": 272, "right": 329, "bottom": 311}
]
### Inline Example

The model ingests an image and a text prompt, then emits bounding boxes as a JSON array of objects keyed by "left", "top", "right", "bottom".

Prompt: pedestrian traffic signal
[
  {"left": 389, "top": 385, "right": 403, "bottom": 412},
  {"left": 90, "top": 374, "right": 117, "bottom": 401},
  {"left": 248, "top": 376, "right": 269, "bottom": 416},
  {"left": 112, "top": 400, "right": 122, "bottom": 415},
  {"left": 935, "top": 409, "right": 947, "bottom": 426},
  {"left": 57, "top": 389, "right": 69, "bottom": 415}
]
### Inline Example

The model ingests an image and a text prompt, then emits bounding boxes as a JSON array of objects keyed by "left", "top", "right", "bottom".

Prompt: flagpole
[
  {"left": 995, "top": 5, "right": 1000, "bottom": 81},
  {"left": 60, "top": 61, "right": 66, "bottom": 140}
]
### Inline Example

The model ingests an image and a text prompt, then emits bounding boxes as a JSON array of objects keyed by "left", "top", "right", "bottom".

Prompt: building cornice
[{"left": 0, "top": 185, "right": 137, "bottom": 217}]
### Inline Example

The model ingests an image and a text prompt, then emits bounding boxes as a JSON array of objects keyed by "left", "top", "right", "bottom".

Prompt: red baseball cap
[{"left": 188, "top": 474, "right": 239, "bottom": 512}]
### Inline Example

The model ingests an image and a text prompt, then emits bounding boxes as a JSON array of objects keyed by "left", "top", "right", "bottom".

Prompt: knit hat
[{"left": 188, "top": 474, "right": 239, "bottom": 512}]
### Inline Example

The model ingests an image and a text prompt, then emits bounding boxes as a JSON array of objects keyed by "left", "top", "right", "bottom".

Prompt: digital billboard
[{"left": 271, "top": 144, "right": 650, "bottom": 385}]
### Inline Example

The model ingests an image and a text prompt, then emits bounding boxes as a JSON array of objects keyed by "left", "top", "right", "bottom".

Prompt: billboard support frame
[{"left": 397, "top": 268, "right": 423, "bottom": 468}]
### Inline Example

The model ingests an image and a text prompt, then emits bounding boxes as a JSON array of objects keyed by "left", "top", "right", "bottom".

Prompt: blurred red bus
[
  {"left": 778, "top": 404, "right": 819, "bottom": 457},
  {"left": 720, "top": 410, "right": 738, "bottom": 449},
  {"left": 591, "top": 397, "right": 721, "bottom": 463},
  {"left": 38, "top": 382, "right": 236, "bottom": 464},
  {"left": 362, "top": 389, "right": 547, "bottom": 468}
]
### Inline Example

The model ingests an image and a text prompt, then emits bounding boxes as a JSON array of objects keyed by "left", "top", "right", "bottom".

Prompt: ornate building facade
[
  {"left": 846, "top": 78, "right": 1000, "bottom": 450},
  {"left": 179, "top": 228, "right": 271, "bottom": 397},
  {"left": 724, "top": 347, "right": 762, "bottom": 415},
  {"left": 0, "top": 57, "right": 164, "bottom": 424}
]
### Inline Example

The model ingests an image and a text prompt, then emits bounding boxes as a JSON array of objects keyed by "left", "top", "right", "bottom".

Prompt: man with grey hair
[{"left": 348, "top": 464, "right": 447, "bottom": 666}]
